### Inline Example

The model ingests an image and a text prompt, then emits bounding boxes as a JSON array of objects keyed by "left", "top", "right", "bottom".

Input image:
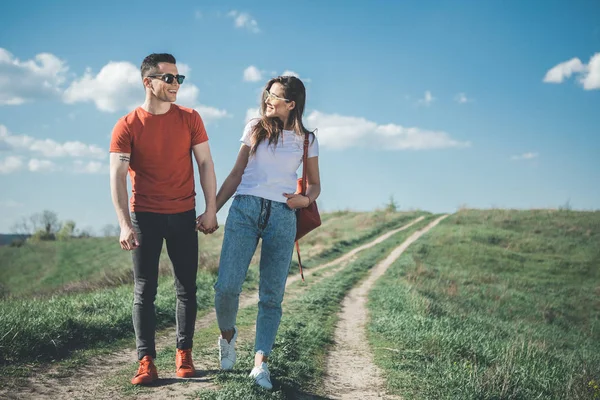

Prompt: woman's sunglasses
[
  {"left": 264, "top": 89, "right": 291, "bottom": 102},
  {"left": 148, "top": 73, "right": 186, "bottom": 85}
]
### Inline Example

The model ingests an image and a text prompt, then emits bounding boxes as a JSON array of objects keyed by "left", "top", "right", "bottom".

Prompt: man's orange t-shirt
[{"left": 109, "top": 104, "right": 208, "bottom": 214}]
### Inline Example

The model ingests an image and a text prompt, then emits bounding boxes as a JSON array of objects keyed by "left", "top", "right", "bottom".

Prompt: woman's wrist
[{"left": 304, "top": 194, "right": 311, "bottom": 207}]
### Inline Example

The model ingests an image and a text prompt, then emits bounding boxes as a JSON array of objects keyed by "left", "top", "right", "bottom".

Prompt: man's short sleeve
[
  {"left": 308, "top": 133, "right": 319, "bottom": 158},
  {"left": 191, "top": 111, "right": 209, "bottom": 146},
  {"left": 109, "top": 118, "right": 132, "bottom": 153}
]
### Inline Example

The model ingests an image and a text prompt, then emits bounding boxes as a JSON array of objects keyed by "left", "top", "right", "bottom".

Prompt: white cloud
[
  {"left": 0, "top": 200, "right": 22, "bottom": 208},
  {"left": 73, "top": 160, "right": 107, "bottom": 174},
  {"left": 0, "top": 48, "right": 69, "bottom": 105},
  {"left": 244, "top": 66, "right": 263, "bottom": 82},
  {"left": 282, "top": 70, "right": 300, "bottom": 78},
  {"left": 176, "top": 84, "right": 230, "bottom": 122},
  {"left": 0, "top": 125, "right": 105, "bottom": 159},
  {"left": 31, "top": 140, "right": 105, "bottom": 159},
  {"left": 454, "top": 92, "right": 473, "bottom": 104},
  {"left": 543, "top": 53, "right": 600, "bottom": 90},
  {"left": 227, "top": 10, "right": 260, "bottom": 33},
  {"left": 543, "top": 58, "right": 585, "bottom": 83},
  {"left": 196, "top": 105, "right": 230, "bottom": 121},
  {"left": 303, "top": 110, "right": 470, "bottom": 150},
  {"left": 0, "top": 125, "right": 112, "bottom": 174},
  {"left": 246, "top": 108, "right": 260, "bottom": 122},
  {"left": 176, "top": 84, "right": 199, "bottom": 106},
  {"left": 28, "top": 158, "right": 59, "bottom": 172},
  {"left": 511, "top": 152, "right": 539, "bottom": 160},
  {"left": 0, "top": 156, "right": 23, "bottom": 174},
  {"left": 242, "top": 67, "right": 309, "bottom": 84},
  {"left": 195, "top": 10, "right": 203, "bottom": 19},
  {"left": 280, "top": 70, "right": 311, "bottom": 83},
  {"left": 63, "top": 62, "right": 142, "bottom": 112},
  {"left": 63, "top": 61, "right": 230, "bottom": 122},
  {"left": 177, "top": 62, "right": 191, "bottom": 77},
  {"left": 581, "top": 53, "right": 600, "bottom": 90},
  {"left": 243, "top": 108, "right": 469, "bottom": 150},
  {"left": 417, "top": 91, "right": 435, "bottom": 107}
]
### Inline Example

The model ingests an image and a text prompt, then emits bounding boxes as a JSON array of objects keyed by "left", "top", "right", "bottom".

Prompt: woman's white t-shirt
[{"left": 235, "top": 119, "right": 319, "bottom": 203}]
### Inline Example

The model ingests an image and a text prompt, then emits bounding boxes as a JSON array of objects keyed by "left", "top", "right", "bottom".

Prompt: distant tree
[
  {"left": 101, "top": 224, "right": 120, "bottom": 237},
  {"left": 10, "top": 217, "right": 32, "bottom": 235},
  {"left": 9, "top": 238, "right": 26, "bottom": 247},
  {"left": 31, "top": 210, "right": 61, "bottom": 236},
  {"left": 56, "top": 220, "right": 76, "bottom": 241},
  {"left": 30, "top": 229, "right": 55, "bottom": 242},
  {"left": 385, "top": 195, "right": 399, "bottom": 212},
  {"left": 76, "top": 226, "right": 95, "bottom": 238},
  {"left": 559, "top": 199, "right": 572, "bottom": 211}
]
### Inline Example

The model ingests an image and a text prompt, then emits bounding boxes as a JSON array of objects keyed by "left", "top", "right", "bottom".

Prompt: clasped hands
[
  {"left": 195, "top": 211, "right": 219, "bottom": 235},
  {"left": 194, "top": 194, "right": 309, "bottom": 235}
]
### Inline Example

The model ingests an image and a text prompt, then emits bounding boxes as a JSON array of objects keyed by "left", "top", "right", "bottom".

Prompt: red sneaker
[
  {"left": 131, "top": 355, "right": 158, "bottom": 385},
  {"left": 176, "top": 348, "right": 196, "bottom": 378}
]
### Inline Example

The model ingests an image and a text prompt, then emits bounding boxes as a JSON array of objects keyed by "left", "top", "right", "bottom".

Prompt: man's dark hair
[{"left": 140, "top": 53, "right": 176, "bottom": 78}]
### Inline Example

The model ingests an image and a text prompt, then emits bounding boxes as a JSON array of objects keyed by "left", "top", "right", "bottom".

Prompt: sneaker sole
[{"left": 176, "top": 370, "right": 196, "bottom": 378}]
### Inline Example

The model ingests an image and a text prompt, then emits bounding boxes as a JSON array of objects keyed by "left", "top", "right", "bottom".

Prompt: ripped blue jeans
[{"left": 214, "top": 194, "right": 296, "bottom": 356}]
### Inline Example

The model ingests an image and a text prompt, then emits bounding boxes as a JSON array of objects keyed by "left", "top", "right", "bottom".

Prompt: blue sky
[{"left": 0, "top": 0, "right": 599, "bottom": 233}]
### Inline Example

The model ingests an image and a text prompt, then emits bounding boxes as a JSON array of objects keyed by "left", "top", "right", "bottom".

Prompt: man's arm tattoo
[{"left": 119, "top": 155, "right": 130, "bottom": 162}]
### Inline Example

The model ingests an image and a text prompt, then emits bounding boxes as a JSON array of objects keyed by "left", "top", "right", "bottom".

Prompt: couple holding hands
[{"left": 109, "top": 53, "right": 320, "bottom": 390}]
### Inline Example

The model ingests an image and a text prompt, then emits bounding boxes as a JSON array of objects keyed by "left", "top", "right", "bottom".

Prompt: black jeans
[{"left": 130, "top": 209, "right": 198, "bottom": 360}]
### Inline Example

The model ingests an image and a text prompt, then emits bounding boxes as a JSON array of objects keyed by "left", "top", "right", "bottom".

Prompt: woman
[{"left": 204, "top": 75, "right": 320, "bottom": 390}]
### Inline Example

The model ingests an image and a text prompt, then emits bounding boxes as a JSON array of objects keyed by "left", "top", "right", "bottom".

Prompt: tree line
[{"left": 10, "top": 210, "right": 120, "bottom": 242}]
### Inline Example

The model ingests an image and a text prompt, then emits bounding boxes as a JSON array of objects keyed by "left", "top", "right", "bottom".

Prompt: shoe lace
[
  {"left": 220, "top": 341, "right": 229, "bottom": 358},
  {"left": 257, "top": 366, "right": 270, "bottom": 380},
  {"left": 262, "top": 366, "right": 270, "bottom": 378},
  {"left": 137, "top": 358, "right": 151, "bottom": 375},
  {"left": 179, "top": 349, "right": 192, "bottom": 367}
]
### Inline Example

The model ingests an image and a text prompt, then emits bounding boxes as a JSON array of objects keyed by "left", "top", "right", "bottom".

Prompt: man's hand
[
  {"left": 283, "top": 193, "right": 310, "bottom": 210},
  {"left": 119, "top": 225, "right": 139, "bottom": 250},
  {"left": 196, "top": 212, "right": 219, "bottom": 234}
]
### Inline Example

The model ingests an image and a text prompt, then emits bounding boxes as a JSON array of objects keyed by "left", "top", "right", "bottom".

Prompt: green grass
[
  {"left": 368, "top": 209, "right": 600, "bottom": 399},
  {"left": 0, "top": 211, "right": 424, "bottom": 372},
  {"left": 0, "top": 210, "right": 420, "bottom": 298},
  {"left": 189, "top": 216, "right": 435, "bottom": 399},
  {"left": 0, "top": 272, "right": 218, "bottom": 367},
  {"left": 0, "top": 232, "right": 225, "bottom": 298},
  {"left": 291, "top": 210, "right": 429, "bottom": 272},
  {"left": 0, "top": 237, "right": 134, "bottom": 297}
]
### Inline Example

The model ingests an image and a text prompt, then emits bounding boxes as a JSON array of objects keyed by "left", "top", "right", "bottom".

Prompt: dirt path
[
  {"left": 323, "top": 215, "right": 448, "bottom": 399},
  {"left": 8, "top": 217, "right": 425, "bottom": 400}
]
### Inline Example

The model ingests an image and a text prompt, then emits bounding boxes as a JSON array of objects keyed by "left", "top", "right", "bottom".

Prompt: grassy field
[
  {"left": 3, "top": 208, "right": 597, "bottom": 399},
  {"left": 368, "top": 209, "right": 600, "bottom": 399},
  {"left": 0, "top": 209, "right": 415, "bottom": 298},
  {"left": 109, "top": 215, "right": 434, "bottom": 399},
  {"left": 0, "top": 210, "right": 424, "bottom": 370}
]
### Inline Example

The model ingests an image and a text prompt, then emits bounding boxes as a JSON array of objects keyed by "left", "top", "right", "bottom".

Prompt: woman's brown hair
[{"left": 249, "top": 75, "right": 315, "bottom": 155}]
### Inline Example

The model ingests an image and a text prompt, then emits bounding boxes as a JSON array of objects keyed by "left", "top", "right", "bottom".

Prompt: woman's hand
[
  {"left": 283, "top": 193, "right": 310, "bottom": 210},
  {"left": 196, "top": 212, "right": 219, "bottom": 234}
]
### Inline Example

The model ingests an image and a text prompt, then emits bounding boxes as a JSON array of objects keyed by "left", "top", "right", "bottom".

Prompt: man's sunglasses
[{"left": 147, "top": 73, "right": 185, "bottom": 84}]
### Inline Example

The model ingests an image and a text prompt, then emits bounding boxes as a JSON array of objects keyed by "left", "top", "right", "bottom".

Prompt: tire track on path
[
  {"left": 323, "top": 215, "right": 449, "bottom": 400},
  {"left": 11, "top": 217, "right": 425, "bottom": 400}
]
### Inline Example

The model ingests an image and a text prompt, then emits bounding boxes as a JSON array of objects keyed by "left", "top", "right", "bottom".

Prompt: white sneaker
[
  {"left": 249, "top": 362, "right": 273, "bottom": 390},
  {"left": 218, "top": 327, "right": 237, "bottom": 370}
]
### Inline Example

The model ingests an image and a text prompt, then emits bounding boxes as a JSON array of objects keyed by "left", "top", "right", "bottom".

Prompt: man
[{"left": 109, "top": 53, "right": 218, "bottom": 385}]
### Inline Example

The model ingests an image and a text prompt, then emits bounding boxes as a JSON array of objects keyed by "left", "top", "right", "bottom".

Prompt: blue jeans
[{"left": 214, "top": 195, "right": 296, "bottom": 356}]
